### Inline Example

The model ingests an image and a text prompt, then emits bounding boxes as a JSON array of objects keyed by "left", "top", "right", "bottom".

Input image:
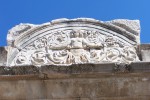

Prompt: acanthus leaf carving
[{"left": 31, "top": 50, "right": 47, "bottom": 65}]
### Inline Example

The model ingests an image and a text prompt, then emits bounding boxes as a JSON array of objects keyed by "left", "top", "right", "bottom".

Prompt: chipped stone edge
[{"left": 7, "top": 18, "right": 140, "bottom": 46}]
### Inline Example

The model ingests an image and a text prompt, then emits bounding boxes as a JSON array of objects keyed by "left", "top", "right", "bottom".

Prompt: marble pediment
[{"left": 6, "top": 18, "right": 140, "bottom": 66}]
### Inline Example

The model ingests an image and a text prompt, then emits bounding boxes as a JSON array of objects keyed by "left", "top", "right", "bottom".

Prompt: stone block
[
  {"left": 141, "top": 50, "right": 150, "bottom": 61},
  {"left": 0, "top": 47, "right": 7, "bottom": 66}
]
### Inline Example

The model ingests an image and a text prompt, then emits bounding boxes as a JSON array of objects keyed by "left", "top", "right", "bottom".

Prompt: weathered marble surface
[
  {"left": 6, "top": 18, "right": 140, "bottom": 66},
  {"left": 0, "top": 47, "right": 7, "bottom": 66},
  {"left": 139, "top": 44, "right": 150, "bottom": 61}
]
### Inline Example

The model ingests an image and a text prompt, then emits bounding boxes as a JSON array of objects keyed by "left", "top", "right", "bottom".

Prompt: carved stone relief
[
  {"left": 7, "top": 18, "right": 140, "bottom": 66},
  {"left": 10, "top": 29, "right": 139, "bottom": 66}
]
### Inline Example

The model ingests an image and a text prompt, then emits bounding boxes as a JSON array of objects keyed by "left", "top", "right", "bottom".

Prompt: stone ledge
[
  {"left": 1, "top": 97, "right": 149, "bottom": 100},
  {"left": 0, "top": 62, "right": 150, "bottom": 76}
]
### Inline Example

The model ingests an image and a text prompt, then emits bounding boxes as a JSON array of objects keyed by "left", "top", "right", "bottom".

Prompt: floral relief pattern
[{"left": 11, "top": 30, "right": 140, "bottom": 66}]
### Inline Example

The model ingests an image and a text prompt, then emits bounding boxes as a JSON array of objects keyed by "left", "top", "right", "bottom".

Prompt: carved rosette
[{"left": 7, "top": 18, "right": 140, "bottom": 66}]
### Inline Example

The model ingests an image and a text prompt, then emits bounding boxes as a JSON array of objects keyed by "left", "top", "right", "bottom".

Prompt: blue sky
[{"left": 0, "top": 0, "right": 150, "bottom": 46}]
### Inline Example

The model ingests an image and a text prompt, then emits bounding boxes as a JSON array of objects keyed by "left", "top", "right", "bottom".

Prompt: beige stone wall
[{"left": 0, "top": 73, "right": 150, "bottom": 100}]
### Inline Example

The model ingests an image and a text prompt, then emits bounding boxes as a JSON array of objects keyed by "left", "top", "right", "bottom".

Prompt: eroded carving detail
[
  {"left": 13, "top": 51, "right": 29, "bottom": 65},
  {"left": 7, "top": 24, "right": 35, "bottom": 46},
  {"left": 34, "top": 37, "right": 47, "bottom": 49},
  {"left": 48, "top": 31, "right": 71, "bottom": 49}
]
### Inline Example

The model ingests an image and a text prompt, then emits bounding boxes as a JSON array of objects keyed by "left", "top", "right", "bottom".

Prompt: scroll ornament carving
[{"left": 10, "top": 30, "right": 139, "bottom": 66}]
